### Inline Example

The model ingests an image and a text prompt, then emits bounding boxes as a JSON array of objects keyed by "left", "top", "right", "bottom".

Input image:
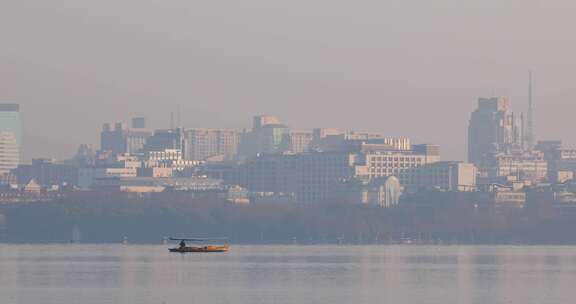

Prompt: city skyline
[
  {"left": 4, "top": 1, "right": 576, "bottom": 161},
  {"left": 1, "top": 82, "right": 555, "bottom": 163},
  {"left": 3, "top": 2, "right": 576, "bottom": 303}
]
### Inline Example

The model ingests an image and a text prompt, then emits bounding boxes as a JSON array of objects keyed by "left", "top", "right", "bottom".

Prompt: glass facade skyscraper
[
  {"left": 0, "top": 104, "right": 22, "bottom": 146},
  {"left": 0, "top": 104, "right": 21, "bottom": 174}
]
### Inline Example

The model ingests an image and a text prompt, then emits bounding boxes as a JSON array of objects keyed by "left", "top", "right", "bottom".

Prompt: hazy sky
[{"left": 2, "top": 0, "right": 576, "bottom": 161}]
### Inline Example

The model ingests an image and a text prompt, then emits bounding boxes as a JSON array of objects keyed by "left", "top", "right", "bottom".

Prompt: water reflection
[{"left": 0, "top": 245, "right": 575, "bottom": 304}]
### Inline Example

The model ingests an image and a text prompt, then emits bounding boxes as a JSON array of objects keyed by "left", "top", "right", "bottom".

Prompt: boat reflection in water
[{"left": 168, "top": 237, "right": 230, "bottom": 253}]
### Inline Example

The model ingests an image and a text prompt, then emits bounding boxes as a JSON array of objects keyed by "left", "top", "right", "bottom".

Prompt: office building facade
[
  {"left": 0, "top": 104, "right": 21, "bottom": 176},
  {"left": 183, "top": 128, "right": 240, "bottom": 161},
  {"left": 0, "top": 132, "right": 19, "bottom": 176},
  {"left": 101, "top": 121, "right": 153, "bottom": 156},
  {"left": 405, "top": 161, "right": 477, "bottom": 192},
  {"left": 243, "top": 140, "right": 441, "bottom": 203},
  {"left": 289, "top": 131, "right": 313, "bottom": 153}
]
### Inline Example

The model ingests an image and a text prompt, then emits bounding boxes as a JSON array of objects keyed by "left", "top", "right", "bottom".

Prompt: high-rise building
[
  {"left": 0, "top": 104, "right": 22, "bottom": 146},
  {"left": 0, "top": 104, "right": 21, "bottom": 175},
  {"left": 238, "top": 115, "right": 285, "bottom": 158},
  {"left": 468, "top": 97, "right": 523, "bottom": 166},
  {"left": 183, "top": 128, "right": 240, "bottom": 161},
  {"left": 144, "top": 129, "right": 183, "bottom": 152},
  {"left": 0, "top": 132, "right": 20, "bottom": 176},
  {"left": 101, "top": 123, "right": 124, "bottom": 154},
  {"left": 126, "top": 128, "right": 153, "bottom": 155},
  {"left": 259, "top": 124, "right": 291, "bottom": 154},
  {"left": 289, "top": 131, "right": 313, "bottom": 153},
  {"left": 100, "top": 121, "right": 152, "bottom": 155}
]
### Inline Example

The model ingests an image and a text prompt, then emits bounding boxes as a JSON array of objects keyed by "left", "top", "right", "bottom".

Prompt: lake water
[{"left": 0, "top": 245, "right": 575, "bottom": 304}]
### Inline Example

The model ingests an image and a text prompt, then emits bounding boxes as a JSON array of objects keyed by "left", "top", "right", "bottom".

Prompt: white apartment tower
[{"left": 0, "top": 132, "right": 19, "bottom": 175}]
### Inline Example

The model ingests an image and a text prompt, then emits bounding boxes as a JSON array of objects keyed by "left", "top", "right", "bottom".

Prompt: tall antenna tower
[
  {"left": 525, "top": 70, "right": 535, "bottom": 150},
  {"left": 177, "top": 104, "right": 181, "bottom": 128}
]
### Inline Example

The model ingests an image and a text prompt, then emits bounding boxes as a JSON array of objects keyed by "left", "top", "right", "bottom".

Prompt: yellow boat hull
[{"left": 169, "top": 245, "right": 230, "bottom": 253}]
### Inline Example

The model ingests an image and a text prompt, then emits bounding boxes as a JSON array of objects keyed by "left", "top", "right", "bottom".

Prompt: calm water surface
[{"left": 0, "top": 245, "right": 575, "bottom": 304}]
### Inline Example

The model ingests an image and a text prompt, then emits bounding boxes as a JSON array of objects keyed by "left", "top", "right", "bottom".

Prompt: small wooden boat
[
  {"left": 169, "top": 244, "right": 230, "bottom": 253},
  {"left": 168, "top": 237, "right": 230, "bottom": 253}
]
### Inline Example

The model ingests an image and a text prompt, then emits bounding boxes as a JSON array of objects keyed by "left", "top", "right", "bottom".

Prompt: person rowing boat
[{"left": 168, "top": 237, "right": 230, "bottom": 253}]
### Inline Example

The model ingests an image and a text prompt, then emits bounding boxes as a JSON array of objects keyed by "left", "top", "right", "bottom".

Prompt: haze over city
[
  {"left": 6, "top": 2, "right": 576, "bottom": 304},
  {"left": 3, "top": 0, "right": 576, "bottom": 161}
]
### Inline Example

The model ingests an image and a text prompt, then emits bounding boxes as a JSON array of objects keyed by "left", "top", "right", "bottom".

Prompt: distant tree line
[{"left": 0, "top": 191, "right": 575, "bottom": 244}]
